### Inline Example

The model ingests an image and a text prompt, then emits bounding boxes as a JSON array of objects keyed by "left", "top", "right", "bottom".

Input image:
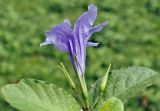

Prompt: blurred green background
[{"left": 0, "top": 0, "right": 160, "bottom": 110}]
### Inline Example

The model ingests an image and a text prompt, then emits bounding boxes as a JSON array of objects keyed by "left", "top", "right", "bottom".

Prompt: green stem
[
  {"left": 90, "top": 92, "right": 103, "bottom": 110},
  {"left": 77, "top": 70, "right": 89, "bottom": 109},
  {"left": 82, "top": 75, "right": 89, "bottom": 109},
  {"left": 74, "top": 89, "right": 85, "bottom": 108},
  {"left": 74, "top": 55, "right": 89, "bottom": 109},
  {"left": 58, "top": 63, "right": 85, "bottom": 107},
  {"left": 85, "top": 96, "right": 89, "bottom": 109}
]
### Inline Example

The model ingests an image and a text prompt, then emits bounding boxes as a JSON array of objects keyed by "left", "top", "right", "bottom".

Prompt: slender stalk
[
  {"left": 90, "top": 92, "right": 102, "bottom": 110},
  {"left": 76, "top": 70, "right": 89, "bottom": 109},
  {"left": 74, "top": 55, "right": 89, "bottom": 109},
  {"left": 58, "top": 63, "right": 85, "bottom": 107},
  {"left": 74, "top": 88, "right": 85, "bottom": 108},
  {"left": 82, "top": 75, "right": 89, "bottom": 109}
]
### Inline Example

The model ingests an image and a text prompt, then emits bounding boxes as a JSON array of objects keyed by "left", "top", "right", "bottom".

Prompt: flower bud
[{"left": 99, "top": 63, "right": 111, "bottom": 93}]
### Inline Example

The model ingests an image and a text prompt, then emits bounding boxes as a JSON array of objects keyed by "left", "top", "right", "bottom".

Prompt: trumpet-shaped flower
[{"left": 40, "top": 4, "right": 108, "bottom": 77}]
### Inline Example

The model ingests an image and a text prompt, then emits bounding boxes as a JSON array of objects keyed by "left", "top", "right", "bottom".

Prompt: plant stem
[
  {"left": 58, "top": 63, "right": 85, "bottom": 108},
  {"left": 74, "top": 88, "right": 85, "bottom": 108},
  {"left": 77, "top": 72, "right": 89, "bottom": 108},
  {"left": 90, "top": 92, "right": 103, "bottom": 110},
  {"left": 82, "top": 75, "right": 89, "bottom": 109},
  {"left": 85, "top": 96, "right": 89, "bottom": 109},
  {"left": 75, "top": 64, "right": 89, "bottom": 109},
  {"left": 74, "top": 55, "right": 89, "bottom": 109}
]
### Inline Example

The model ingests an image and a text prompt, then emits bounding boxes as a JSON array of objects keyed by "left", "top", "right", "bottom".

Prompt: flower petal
[
  {"left": 71, "top": 4, "right": 97, "bottom": 77},
  {"left": 41, "top": 20, "right": 73, "bottom": 51},
  {"left": 87, "top": 42, "right": 99, "bottom": 47},
  {"left": 67, "top": 40, "right": 76, "bottom": 72},
  {"left": 86, "top": 21, "right": 108, "bottom": 40},
  {"left": 41, "top": 4, "right": 108, "bottom": 78},
  {"left": 73, "top": 4, "right": 97, "bottom": 38}
]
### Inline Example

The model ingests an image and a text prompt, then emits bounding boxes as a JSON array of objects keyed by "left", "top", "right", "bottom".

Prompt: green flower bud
[{"left": 99, "top": 63, "right": 111, "bottom": 93}]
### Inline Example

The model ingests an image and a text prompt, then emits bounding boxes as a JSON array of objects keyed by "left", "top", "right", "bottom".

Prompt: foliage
[
  {"left": 1, "top": 79, "right": 80, "bottom": 111},
  {"left": 89, "top": 67, "right": 159, "bottom": 111},
  {"left": 1, "top": 67, "right": 159, "bottom": 111}
]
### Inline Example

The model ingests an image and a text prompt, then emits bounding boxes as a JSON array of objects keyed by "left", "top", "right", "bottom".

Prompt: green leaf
[
  {"left": 104, "top": 67, "right": 158, "bottom": 102},
  {"left": 1, "top": 79, "right": 81, "bottom": 111},
  {"left": 89, "top": 67, "right": 159, "bottom": 111},
  {"left": 99, "top": 97, "right": 124, "bottom": 111}
]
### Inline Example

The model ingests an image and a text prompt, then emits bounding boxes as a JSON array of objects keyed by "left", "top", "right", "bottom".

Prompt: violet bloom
[{"left": 40, "top": 4, "right": 108, "bottom": 77}]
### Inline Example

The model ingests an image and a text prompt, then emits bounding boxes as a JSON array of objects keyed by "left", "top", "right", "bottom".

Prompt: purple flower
[{"left": 40, "top": 4, "right": 108, "bottom": 77}]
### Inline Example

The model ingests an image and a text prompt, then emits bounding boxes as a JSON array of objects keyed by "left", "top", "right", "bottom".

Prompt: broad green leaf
[
  {"left": 89, "top": 67, "right": 159, "bottom": 111},
  {"left": 99, "top": 97, "right": 124, "bottom": 111},
  {"left": 104, "top": 67, "right": 158, "bottom": 102},
  {"left": 1, "top": 79, "right": 81, "bottom": 111}
]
